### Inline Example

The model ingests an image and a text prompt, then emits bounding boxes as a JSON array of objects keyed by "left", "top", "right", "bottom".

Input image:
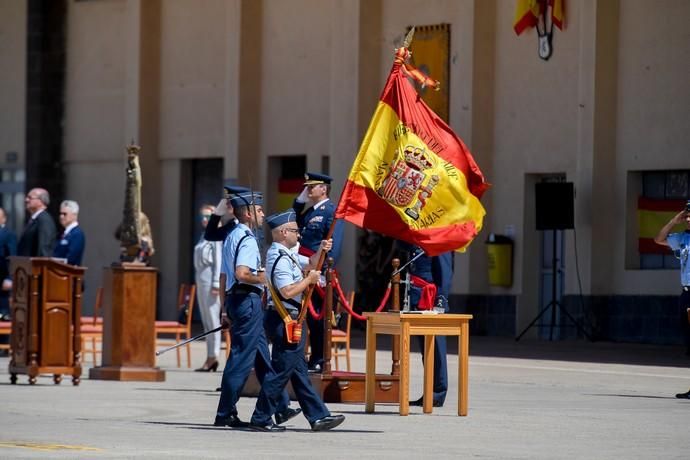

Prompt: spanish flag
[
  {"left": 335, "top": 49, "right": 489, "bottom": 256},
  {"left": 514, "top": 0, "right": 565, "bottom": 36},
  {"left": 637, "top": 197, "right": 686, "bottom": 254}
]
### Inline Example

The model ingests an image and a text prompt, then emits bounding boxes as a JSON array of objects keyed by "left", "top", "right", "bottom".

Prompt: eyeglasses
[
  {"left": 284, "top": 228, "right": 300, "bottom": 234},
  {"left": 200, "top": 214, "right": 212, "bottom": 219},
  {"left": 59, "top": 212, "right": 67, "bottom": 216},
  {"left": 26, "top": 195, "right": 39, "bottom": 200}
]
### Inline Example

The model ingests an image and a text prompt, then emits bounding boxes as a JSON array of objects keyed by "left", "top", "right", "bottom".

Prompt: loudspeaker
[{"left": 535, "top": 182, "right": 574, "bottom": 230}]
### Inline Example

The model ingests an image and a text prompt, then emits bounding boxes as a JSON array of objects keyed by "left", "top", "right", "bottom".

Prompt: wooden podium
[
  {"left": 8, "top": 257, "right": 86, "bottom": 385},
  {"left": 89, "top": 264, "right": 165, "bottom": 381}
]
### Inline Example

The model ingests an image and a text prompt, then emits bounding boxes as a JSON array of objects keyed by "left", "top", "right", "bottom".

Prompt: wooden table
[{"left": 364, "top": 312, "right": 472, "bottom": 416}]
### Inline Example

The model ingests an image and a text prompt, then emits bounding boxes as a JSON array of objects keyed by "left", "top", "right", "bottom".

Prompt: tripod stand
[{"left": 516, "top": 229, "right": 591, "bottom": 341}]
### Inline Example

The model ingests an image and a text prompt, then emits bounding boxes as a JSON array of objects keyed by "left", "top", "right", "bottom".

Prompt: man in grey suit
[{"left": 17, "top": 188, "right": 57, "bottom": 257}]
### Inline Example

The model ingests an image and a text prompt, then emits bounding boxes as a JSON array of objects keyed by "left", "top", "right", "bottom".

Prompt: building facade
[{"left": 1, "top": 0, "right": 689, "bottom": 343}]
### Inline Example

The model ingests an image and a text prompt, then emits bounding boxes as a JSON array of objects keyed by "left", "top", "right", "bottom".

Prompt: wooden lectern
[
  {"left": 89, "top": 264, "right": 165, "bottom": 381},
  {"left": 8, "top": 257, "right": 86, "bottom": 385}
]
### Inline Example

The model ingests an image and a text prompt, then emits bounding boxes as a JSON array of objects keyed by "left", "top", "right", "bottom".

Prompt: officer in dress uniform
[
  {"left": 292, "top": 172, "right": 344, "bottom": 372},
  {"left": 402, "top": 243, "right": 454, "bottom": 407},
  {"left": 249, "top": 210, "right": 345, "bottom": 432},
  {"left": 214, "top": 191, "right": 299, "bottom": 428}
]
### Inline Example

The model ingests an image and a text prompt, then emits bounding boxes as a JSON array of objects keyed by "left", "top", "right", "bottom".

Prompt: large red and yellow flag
[{"left": 335, "top": 48, "right": 489, "bottom": 256}]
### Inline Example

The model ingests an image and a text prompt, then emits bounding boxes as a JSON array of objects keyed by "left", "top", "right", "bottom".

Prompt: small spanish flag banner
[
  {"left": 514, "top": 0, "right": 565, "bottom": 36},
  {"left": 637, "top": 197, "right": 685, "bottom": 254},
  {"left": 335, "top": 48, "right": 489, "bottom": 256}
]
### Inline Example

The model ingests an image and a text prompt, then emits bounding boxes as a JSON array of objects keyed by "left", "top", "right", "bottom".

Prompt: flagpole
[{"left": 298, "top": 27, "right": 419, "bottom": 323}]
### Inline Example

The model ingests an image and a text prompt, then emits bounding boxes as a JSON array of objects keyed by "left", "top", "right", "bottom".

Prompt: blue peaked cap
[
  {"left": 223, "top": 184, "right": 251, "bottom": 198},
  {"left": 229, "top": 191, "right": 263, "bottom": 208},
  {"left": 266, "top": 209, "right": 297, "bottom": 229},
  {"left": 303, "top": 172, "right": 333, "bottom": 186}
]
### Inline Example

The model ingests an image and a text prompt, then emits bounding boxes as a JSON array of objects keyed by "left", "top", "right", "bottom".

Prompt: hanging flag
[
  {"left": 513, "top": 0, "right": 565, "bottom": 36},
  {"left": 335, "top": 46, "right": 489, "bottom": 256},
  {"left": 637, "top": 197, "right": 685, "bottom": 254}
]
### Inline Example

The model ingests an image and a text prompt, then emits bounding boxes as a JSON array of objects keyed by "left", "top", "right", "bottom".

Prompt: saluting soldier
[
  {"left": 203, "top": 184, "right": 250, "bottom": 242},
  {"left": 292, "top": 172, "right": 344, "bottom": 372},
  {"left": 214, "top": 190, "right": 299, "bottom": 428},
  {"left": 249, "top": 210, "right": 345, "bottom": 432},
  {"left": 402, "top": 243, "right": 454, "bottom": 408}
]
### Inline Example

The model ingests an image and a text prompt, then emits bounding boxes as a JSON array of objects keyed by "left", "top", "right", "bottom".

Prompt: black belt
[{"left": 228, "top": 284, "right": 263, "bottom": 296}]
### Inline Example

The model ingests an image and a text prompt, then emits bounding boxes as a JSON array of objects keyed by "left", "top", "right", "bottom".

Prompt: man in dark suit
[
  {"left": 292, "top": 172, "right": 344, "bottom": 372},
  {"left": 0, "top": 206, "right": 17, "bottom": 322},
  {"left": 53, "top": 200, "right": 85, "bottom": 266},
  {"left": 17, "top": 188, "right": 56, "bottom": 257}
]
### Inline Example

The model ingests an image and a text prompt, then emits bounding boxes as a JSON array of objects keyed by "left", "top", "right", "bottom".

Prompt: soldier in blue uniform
[
  {"left": 292, "top": 172, "right": 344, "bottom": 372},
  {"left": 402, "top": 243, "right": 454, "bottom": 407},
  {"left": 214, "top": 191, "right": 299, "bottom": 428},
  {"left": 249, "top": 210, "right": 345, "bottom": 432},
  {"left": 204, "top": 184, "right": 250, "bottom": 242},
  {"left": 654, "top": 203, "right": 690, "bottom": 398}
]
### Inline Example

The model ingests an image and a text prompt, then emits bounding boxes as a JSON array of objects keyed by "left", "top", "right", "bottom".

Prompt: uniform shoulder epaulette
[
  {"left": 244, "top": 230, "right": 253, "bottom": 237},
  {"left": 278, "top": 249, "right": 291, "bottom": 257}
]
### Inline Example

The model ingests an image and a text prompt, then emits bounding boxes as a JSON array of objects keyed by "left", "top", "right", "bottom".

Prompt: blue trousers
[
  {"left": 216, "top": 292, "right": 289, "bottom": 419},
  {"left": 251, "top": 310, "right": 330, "bottom": 425},
  {"left": 415, "top": 335, "right": 448, "bottom": 404}
]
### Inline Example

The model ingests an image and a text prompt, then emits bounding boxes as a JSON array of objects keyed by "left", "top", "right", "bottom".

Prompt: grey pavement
[{"left": 1, "top": 333, "right": 689, "bottom": 459}]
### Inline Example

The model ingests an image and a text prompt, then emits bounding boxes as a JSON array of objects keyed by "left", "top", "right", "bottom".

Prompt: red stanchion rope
[
  {"left": 332, "top": 275, "right": 391, "bottom": 321},
  {"left": 308, "top": 285, "right": 327, "bottom": 321},
  {"left": 306, "top": 272, "right": 392, "bottom": 321}
]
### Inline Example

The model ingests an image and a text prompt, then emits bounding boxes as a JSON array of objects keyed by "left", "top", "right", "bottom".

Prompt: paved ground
[{"left": 1, "top": 333, "right": 689, "bottom": 459}]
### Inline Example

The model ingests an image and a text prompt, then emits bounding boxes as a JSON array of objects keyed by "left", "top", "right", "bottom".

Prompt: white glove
[
  {"left": 214, "top": 198, "right": 228, "bottom": 216},
  {"left": 296, "top": 186, "right": 309, "bottom": 203}
]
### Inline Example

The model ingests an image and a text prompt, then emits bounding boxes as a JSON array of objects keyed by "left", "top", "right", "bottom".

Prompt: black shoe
[
  {"left": 675, "top": 390, "right": 690, "bottom": 399},
  {"left": 275, "top": 407, "right": 302, "bottom": 425},
  {"left": 249, "top": 423, "right": 286, "bottom": 432},
  {"left": 308, "top": 363, "right": 322, "bottom": 374},
  {"left": 214, "top": 414, "right": 249, "bottom": 428},
  {"left": 310, "top": 414, "right": 345, "bottom": 432},
  {"left": 409, "top": 396, "right": 443, "bottom": 407}
]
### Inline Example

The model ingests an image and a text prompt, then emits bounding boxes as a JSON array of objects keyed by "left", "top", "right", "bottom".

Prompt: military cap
[
  {"left": 223, "top": 184, "right": 251, "bottom": 199},
  {"left": 229, "top": 191, "right": 263, "bottom": 208},
  {"left": 266, "top": 209, "right": 297, "bottom": 230},
  {"left": 303, "top": 172, "right": 333, "bottom": 186}
]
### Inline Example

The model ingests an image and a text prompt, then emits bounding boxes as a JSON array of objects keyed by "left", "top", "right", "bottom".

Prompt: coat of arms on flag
[{"left": 335, "top": 28, "right": 489, "bottom": 256}]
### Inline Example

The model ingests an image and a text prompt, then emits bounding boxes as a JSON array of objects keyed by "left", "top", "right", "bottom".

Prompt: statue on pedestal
[{"left": 115, "top": 143, "right": 155, "bottom": 265}]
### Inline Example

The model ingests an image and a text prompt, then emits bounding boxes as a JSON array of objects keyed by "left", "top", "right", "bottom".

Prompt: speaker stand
[{"left": 516, "top": 229, "right": 591, "bottom": 342}]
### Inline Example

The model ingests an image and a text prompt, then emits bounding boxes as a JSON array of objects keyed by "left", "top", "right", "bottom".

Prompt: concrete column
[
  {"left": 123, "top": 0, "right": 166, "bottom": 313},
  {"left": 223, "top": 0, "right": 242, "bottom": 181},
  {"left": 328, "top": 0, "right": 362, "bottom": 291},
  {"left": 237, "top": 0, "right": 263, "bottom": 187},
  {"left": 589, "top": 0, "right": 620, "bottom": 294}
]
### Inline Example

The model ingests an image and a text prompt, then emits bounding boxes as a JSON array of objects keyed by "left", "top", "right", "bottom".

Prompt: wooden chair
[
  {"left": 154, "top": 284, "right": 196, "bottom": 368},
  {"left": 80, "top": 287, "right": 104, "bottom": 366},
  {"left": 331, "top": 291, "right": 354, "bottom": 371},
  {"left": 0, "top": 318, "right": 11, "bottom": 354}
]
